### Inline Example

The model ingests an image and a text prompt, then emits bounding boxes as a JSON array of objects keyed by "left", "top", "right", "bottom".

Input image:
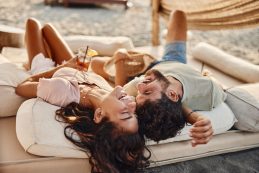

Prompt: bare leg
[
  {"left": 91, "top": 56, "right": 111, "bottom": 80},
  {"left": 25, "top": 18, "right": 48, "bottom": 69},
  {"left": 166, "top": 10, "right": 187, "bottom": 43},
  {"left": 114, "top": 50, "right": 130, "bottom": 86},
  {"left": 91, "top": 52, "right": 129, "bottom": 86},
  {"left": 42, "top": 23, "right": 74, "bottom": 65}
]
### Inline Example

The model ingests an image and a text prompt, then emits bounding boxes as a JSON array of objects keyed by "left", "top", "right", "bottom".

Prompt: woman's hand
[
  {"left": 189, "top": 115, "right": 213, "bottom": 147},
  {"left": 63, "top": 56, "right": 90, "bottom": 71}
]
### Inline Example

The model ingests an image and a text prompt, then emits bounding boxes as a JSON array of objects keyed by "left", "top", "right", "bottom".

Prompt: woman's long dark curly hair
[{"left": 56, "top": 102, "right": 150, "bottom": 173}]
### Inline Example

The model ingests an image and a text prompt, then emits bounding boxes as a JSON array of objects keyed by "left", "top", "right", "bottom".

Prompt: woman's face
[{"left": 100, "top": 86, "right": 138, "bottom": 134}]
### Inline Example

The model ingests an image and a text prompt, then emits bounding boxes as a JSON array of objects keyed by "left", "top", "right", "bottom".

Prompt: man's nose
[
  {"left": 137, "top": 82, "right": 145, "bottom": 94},
  {"left": 136, "top": 93, "right": 145, "bottom": 105}
]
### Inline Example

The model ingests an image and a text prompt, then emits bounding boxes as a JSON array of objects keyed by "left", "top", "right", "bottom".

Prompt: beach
[
  {"left": 0, "top": 1, "right": 259, "bottom": 172},
  {"left": 0, "top": 0, "right": 258, "bottom": 64}
]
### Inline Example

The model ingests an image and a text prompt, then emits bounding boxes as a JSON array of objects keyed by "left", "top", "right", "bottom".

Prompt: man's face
[{"left": 136, "top": 70, "right": 170, "bottom": 105}]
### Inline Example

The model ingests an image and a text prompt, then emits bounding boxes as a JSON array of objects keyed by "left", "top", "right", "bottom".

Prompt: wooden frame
[{"left": 152, "top": 0, "right": 161, "bottom": 46}]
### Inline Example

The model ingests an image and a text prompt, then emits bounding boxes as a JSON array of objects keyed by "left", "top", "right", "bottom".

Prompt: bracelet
[{"left": 187, "top": 110, "right": 196, "bottom": 117}]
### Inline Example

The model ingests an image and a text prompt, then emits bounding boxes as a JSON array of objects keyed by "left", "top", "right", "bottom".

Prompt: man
[
  {"left": 122, "top": 10, "right": 225, "bottom": 145},
  {"left": 91, "top": 10, "right": 216, "bottom": 147}
]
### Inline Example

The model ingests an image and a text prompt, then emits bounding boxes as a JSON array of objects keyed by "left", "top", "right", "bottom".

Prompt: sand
[{"left": 0, "top": 0, "right": 258, "bottom": 65}]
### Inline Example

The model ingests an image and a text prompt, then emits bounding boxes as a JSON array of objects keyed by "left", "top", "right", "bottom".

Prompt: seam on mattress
[
  {"left": 31, "top": 98, "right": 40, "bottom": 144},
  {"left": 0, "top": 157, "right": 70, "bottom": 166},
  {"left": 149, "top": 144, "right": 259, "bottom": 167},
  {"left": 28, "top": 143, "right": 88, "bottom": 155}
]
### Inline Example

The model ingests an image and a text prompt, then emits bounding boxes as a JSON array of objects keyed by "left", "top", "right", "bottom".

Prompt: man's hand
[{"left": 189, "top": 116, "right": 213, "bottom": 147}]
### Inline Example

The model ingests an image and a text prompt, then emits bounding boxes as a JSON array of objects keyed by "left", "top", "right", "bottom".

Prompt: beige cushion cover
[
  {"left": 0, "top": 117, "right": 91, "bottom": 173},
  {"left": 16, "top": 99, "right": 87, "bottom": 158},
  {"left": 64, "top": 36, "right": 134, "bottom": 56},
  {"left": 0, "top": 55, "right": 29, "bottom": 117},
  {"left": 192, "top": 42, "right": 259, "bottom": 83},
  {"left": 225, "top": 83, "right": 259, "bottom": 132}
]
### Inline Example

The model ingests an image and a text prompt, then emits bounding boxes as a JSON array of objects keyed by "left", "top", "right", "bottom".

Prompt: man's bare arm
[{"left": 182, "top": 106, "right": 214, "bottom": 147}]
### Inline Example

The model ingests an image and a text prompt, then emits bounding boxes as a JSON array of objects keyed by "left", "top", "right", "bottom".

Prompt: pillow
[
  {"left": 192, "top": 42, "right": 259, "bottom": 83},
  {"left": 16, "top": 98, "right": 87, "bottom": 158},
  {"left": 225, "top": 83, "right": 259, "bottom": 132},
  {"left": 64, "top": 35, "right": 134, "bottom": 56},
  {"left": 0, "top": 54, "right": 29, "bottom": 117},
  {"left": 16, "top": 98, "right": 236, "bottom": 157},
  {"left": 147, "top": 102, "right": 237, "bottom": 145},
  {"left": 1, "top": 47, "right": 28, "bottom": 68}
]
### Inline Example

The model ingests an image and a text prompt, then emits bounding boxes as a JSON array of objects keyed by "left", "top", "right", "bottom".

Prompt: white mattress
[
  {"left": 1, "top": 116, "right": 259, "bottom": 172},
  {"left": 148, "top": 130, "right": 259, "bottom": 167}
]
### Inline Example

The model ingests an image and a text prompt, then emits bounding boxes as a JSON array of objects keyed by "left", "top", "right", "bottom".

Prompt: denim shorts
[
  {"left": 146, "top": 41, "right": 186, "bottom": 70},
  {"left": 162, "top": 41, "right": 186, "bottom": 64},
  {"left": 131, "top": 41, "right": 187, "bottom": 79}
]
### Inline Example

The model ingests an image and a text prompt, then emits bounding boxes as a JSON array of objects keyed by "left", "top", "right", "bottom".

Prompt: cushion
[
  {"left": 64, "top": 35, "right": 134, "bottom": 56},
  {"left": 16, "top": 98, "right": 87, "bottom": 158},
  {"left": 225, "top": 83, "right": 259, "bottom": 132},
  {"left": 0, "top": 54, "right": 29, "bottom": 117},
  {"left": 192, "top": 42, "right": 259, "bottom": 83},
  {"left": 16, "top": 98, "right": 236, "bottom": 157},
  {"left": 1, "top": 47, "right": 27, "bottom": 67}
]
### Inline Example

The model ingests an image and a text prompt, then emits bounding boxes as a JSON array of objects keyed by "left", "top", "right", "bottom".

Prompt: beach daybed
[{"left": 0, "top": 35, "right": 259, "bottom": 173}]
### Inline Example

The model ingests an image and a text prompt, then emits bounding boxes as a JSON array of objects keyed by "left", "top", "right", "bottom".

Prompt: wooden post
[
  {"left": 44, "top": 0, "right": 58, "bottom": 6},
  {"left": 152, "top": 0, "right": 160, "bottom": 46},
  {"left": 63, "top": 0, "right": 69, "bottom": 7}
]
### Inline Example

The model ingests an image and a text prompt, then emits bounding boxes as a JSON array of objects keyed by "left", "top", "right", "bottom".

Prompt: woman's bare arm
[
  {"left": 15, "top": 57, "right": 87, "bottom": 98},
  {"left": 15, "top": 64, "right": 66, "bottom": 98}
]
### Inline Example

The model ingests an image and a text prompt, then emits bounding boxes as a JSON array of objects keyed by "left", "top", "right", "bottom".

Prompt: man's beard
[{"left": 145, "top": 69, "right": 170, "bottom": 89}]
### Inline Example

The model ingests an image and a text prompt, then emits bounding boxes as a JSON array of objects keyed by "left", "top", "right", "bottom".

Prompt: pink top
[{"left": 37, "top": 67, "right": 113, "bottom": 107}]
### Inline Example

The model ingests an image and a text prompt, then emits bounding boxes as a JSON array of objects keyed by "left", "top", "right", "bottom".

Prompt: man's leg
[
  {"left": 166, "top": 10, "right": 187, "bottom": 43},
  {"left": 25, "top": 18, "right": 49, "bottom": 69},
  {"left": 42, "top": 23, "right": 74, "bottom": 65},
  {"left": 91, "top": 50, "right": 132, "bottom": 86},
  {"left": 91, "top": 56, "right": 111, "bottom": 81},
  {"left": 162, "top": 10, "right": 187, "bottom": 63}
]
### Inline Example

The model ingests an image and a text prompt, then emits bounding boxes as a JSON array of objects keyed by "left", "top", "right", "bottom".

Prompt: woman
[
  {"left": 90, "top": 10, "right": 214, "bottom": 146},
  {"left": 15, "top": 18, "right": 150, "bottom": 173}
]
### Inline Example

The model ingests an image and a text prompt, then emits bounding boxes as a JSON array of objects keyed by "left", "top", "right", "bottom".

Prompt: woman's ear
[
  {"left": 93, "top": 108, "right": 103, "bottom": 124},
  {"left": 165, "top": 89, "right": 179, "bottom": 102}
]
